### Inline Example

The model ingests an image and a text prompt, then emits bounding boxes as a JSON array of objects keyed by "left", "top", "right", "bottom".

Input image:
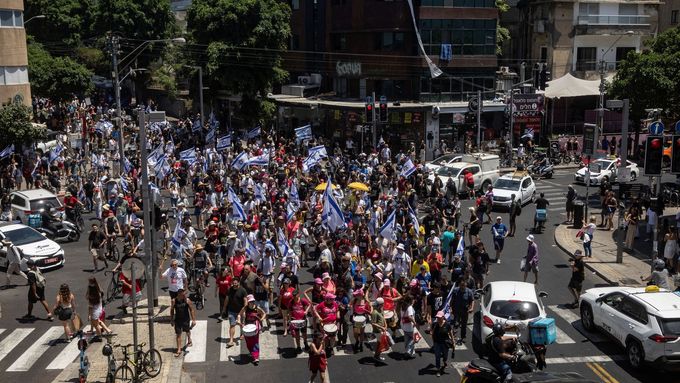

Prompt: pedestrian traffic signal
[
  {"left": 539, "top": 66, "right": 550, "bottom": 90},
  {"left": 644, "top": 136, "right": 664, "bottom": 176},
  {"left": 379, "top": 100, "right": 388, "bottom": 123},
  {"left": 671, "top": 135, "right": 680, "bottom": 174},
  {"left": 365, "top": 101, "right": 374, "bottom": 123}
]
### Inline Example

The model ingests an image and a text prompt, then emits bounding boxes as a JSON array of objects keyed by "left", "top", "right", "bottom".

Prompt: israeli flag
[
  {"left": 247, "top": 126, "right": 261, "bottom": 139},
  {"left": 247, "top": 153, "right": 269, "bottom": 167},
  {"left": 379, "top": 209, "right": 397, "bottom": 240},
  {"left": 120, "top": 177, "right": 129, "bottom": 193},
  {"left": 408, "top": 203, "right": 420, "bottom": 235},
  {"left": 148, "top": 145, "right": 164, "bottom": 165},
  {"left": 180, "top": 148, "right": 197, "bottom": 165},
  {"left": 309, "top": 145, "right": 328, "bottom": 158},
  {"left": 321, "top": 177, "right": 346, "bottom": 232},
  {"left": 78, "top": 186, "right": 86, "bottom": 202},
  {"left": 290, "top": 182, "right": 300, "bottom": 207},
  {"left": 522, "top": 127, "right": 534, "bottom": 139},
  {"left": 455, "top": 235, "right": 465, "bottom": 259},
  {"left": 302, "top": 146, "right": 327, "bottom": 172},
  {"left": 295, "top": 125, "right": 313, "bottom": 141},
  {"left": 192, "top": 118, "right": 202, "bottom": 133},
  {"left": 171, "top": 223, "right": 186, "bottom": 253},
  {"left": 209, "top": 112, "right": 219, "bottom": 129},
  {"left": 440, "top": 282, "right": 457, "bottom": 320},
  {"left": 254, "top": 183, "right": 266, "bottom": 204},
  {"left": 206, "top": 128, "right": 216, "bottom": 144},
  {"left": 400, "top": 158, "right": 416, "bottom": 178},
  {"left": 149, "top": 182, "right": 161, "bottom": 202},
  {"left": 0, "top": 144, "right": 14, "bottom": 159},
  {"left": 228, "top": 187, "right": 248, "bottom": 221},
  {"left": 95, "top": 120, "right": 113, "bottom": 134},
  {"left": 246, "top": 238, "right": 260, "bottom": 259},
  {"left": 31, "top": 158, "right": 40, "bottom": 178},
  {"left": 216, "top": 135, "right": 231, "bottom": 151},
  {"left": 123, "top": 156, "right": 133, "bottom": 174},
  {"left": 286, "top": 202, "right": 298, "bottom": 222},
  {"left": 49, "top": 142, "right": 64, "bottom": 163},
  {"left": 231, "top": 151, "right": 249, "bottom": 170},
  {"left": 277, "top": 228, "right": 290, "bottom": 257},
  {"left": 155, "top": 158, "right": 171, "bottom": 180}
]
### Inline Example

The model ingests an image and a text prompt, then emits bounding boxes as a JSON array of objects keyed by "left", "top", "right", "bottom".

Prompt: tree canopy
[
  {"left": 609, "top": 27, "right": 680, "bottom": 123},
  {"left": 0, "top": 103, "right": 46, "bottom": 147},
  {"left": 187, "top": 0, "right": 291, "bottom": 126},
  {"left": 28, "top": 41, "right": 94, "bottom": 101}
]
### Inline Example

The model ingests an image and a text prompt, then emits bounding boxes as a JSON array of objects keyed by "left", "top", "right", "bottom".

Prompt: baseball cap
[
  {"left": 314, "top": 278, "right": 323, "bottom": 285},
  {"left": 436, "top": 311, "right": 445, "bottom": 318}
]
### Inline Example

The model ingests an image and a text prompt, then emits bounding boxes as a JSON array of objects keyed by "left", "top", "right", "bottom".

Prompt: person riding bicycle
[
  {"left": 533, "top": 192, "right": 550, "bottom": 230},
  {"left": 488, "top": 322, "right": 518, "bottom": 383},
  {"left": 189, "top": 244, "right": 213, "bottom": 288},
  {"left": 103, "top": 211, "right": 121, "bottom": 252},
  {"left": 63, "top": 191, "right": 82, "bottom": 223}
]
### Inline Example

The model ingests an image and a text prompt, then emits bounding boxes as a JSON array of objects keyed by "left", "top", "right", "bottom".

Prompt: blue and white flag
[
  {"left": 455, "top": 235, "right": 465, "bottom": 260},
  {"left": 247, "top": 126, "right": 261, "bottom": 139},
  {"left": 123, "top": 156, "right": 133, "bottom": 174},
  {"left": 49, "top": 142, "right": 64, "bottom": 163},
  {"left": 31, "top": 159, "right": 40, "bottom": 178},
  {"left": 95, "top": 120, "right": 113, "bottom": 134},
  {"left": 231, "top": 151, "right": 249, "bottom": 170},
  {"left": 254, "top": 183, "right": 266, "bottom": 204},
  {"left": 171, "top": 223, "right": 186, "bottom": 253},
  {"left": 302, "top": 145, "right": 328, "bottom": 172},
  {"left": 277, "top": 227, "right": 290, "bottom": 257},
  {"left": 179, "top": 147, "right": 197, "bottom": 165},
  {"left": 148, "top": 144, "right": 164, "bottom": 165},
  {"left": 400, "top": 158, "right": 416, "bottom": 178},
  {"left": 216, "top": 135, "right": 231, "bottom": 151},
  {"left": 246, "top": 238, "right": 260, "bottom": 259},
  {"left": 379, "top": 209, "right": 397, "bottom": 240},
  {"left": 0, "top": 144, "right": 14, "bottom": 159},
  {"left": 149, "top": 182, "right": 161, "bottom": 202},
  {"left": 322, "top": 177, "right": 346, "bottom": 232},
  {"left": 247, "top": 153, "right": 269, "bottom": 167},
  {"left": 295, "top": 125, "right": 313, "bottom": 141},
  {"left": 286, "top": 202, "right": 298, "bottom": 222},
  {"left": 522, "top": 127, "right": 534, "bottom": 139},
  {"left": 408, "top": 203, "right": 420, "bottom": 236},
  {"left": 155, "top": 158, "right": 171, "bottom": 180},
  {"left": 78, "top": 186, "right": 86, "bottom": 202},
  {"left": 309, "top": 145, "right": 328, "bottom": 158},
  {"left": 290, "top": 182, "right": 300, "bottom": 207},
  {"left": 228, "top": 187, "right": 248, "bottom": 221},
  {"left": 120, "top": 177, "right": 129, "bottom": 193},
  {"left": 192, "top": 118, "right": 202, "bottom": 133},
  {"left": 440, "top": 282, "right": 457, "bottom": 320},
  {"left": 205, "top": 128, "right": 216, "bottom": 144},
  {"left": 209, "top": 112, "right": 219, "bottom": 129}
]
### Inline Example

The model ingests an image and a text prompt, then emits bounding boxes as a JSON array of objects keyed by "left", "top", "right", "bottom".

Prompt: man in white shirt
[
  {"left": 392, "top": 243, "right": 412, "bottom": 279},
  {"left": 3, "top": 240, "right": 27, "bottom": 287},
  {"left": 161, "top": 259, "right": 188, "bottom": 299},
  {"left": 646, "top": 207, "right": 657, "bottom": 242}
]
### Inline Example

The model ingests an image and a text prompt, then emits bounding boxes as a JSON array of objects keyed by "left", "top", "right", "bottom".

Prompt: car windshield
[
  {"left": 588, "top": 163, "right": 603, "bottom": 173},
  {"left": 494, "top": 179, "right": 521, "bottom": 190},
  {"left": 659, "top": 318, "right": 680, "bottom": 336},
  {"left": 436, "top": 166, "right": 463, "bottom": 177},
  {"left": 2, "top": 227, "right": 47, "bottom": 246},
  {"left": 489, "top": 300, "right": 540, "bottom": 320},
  {"left": 431, "top": 154, "right": 455, "bottom": 165},
  {"left": 29, "top": 197, "right": 61, "bottom": 212}
]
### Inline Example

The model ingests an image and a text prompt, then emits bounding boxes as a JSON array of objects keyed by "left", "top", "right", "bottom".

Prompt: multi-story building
[
  {"left": 0, "top": 0, "right": 30, "bottom": 106},
  {"left": 519, "top": 0, "right": 660, "bottom": 80},
  {"left": 658, "top": 0, "right": 680, "bottom": 32}
]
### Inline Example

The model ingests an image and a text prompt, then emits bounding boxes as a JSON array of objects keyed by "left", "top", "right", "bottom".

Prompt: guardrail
[{"left": 577, "top": 15, "right": 650, "bottom": 26}]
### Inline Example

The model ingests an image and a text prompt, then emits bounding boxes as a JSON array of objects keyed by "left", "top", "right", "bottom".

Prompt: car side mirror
[
  {"left": 595, "top": 297, "right": 603, "bottom": 304},
  {"left": 538, "top": 291, "right": 548, "bottom": 298},
  {"left": 473, "top": 293, "right": 481, "bottom": 300},
  {"left": 41, "top": 232, "right": 47, "bottom": 237}
]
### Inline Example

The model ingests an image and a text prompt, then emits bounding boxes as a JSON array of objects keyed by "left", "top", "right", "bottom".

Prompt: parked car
[
  {"left": 579, "top": 285, "right": 680, "bottom": 369},
  {"left": 574, "top": 158, "right": 639, "bottom": 186},
  {"left": 0, "top": 223, "right": 65, "bottom": 271},
  {"left": 427, "top": 154, "right": 500, "bottom": 196},
  {"left": 424, "top": 153, "right": 462, "bottom": 172},
  {"left": 491, "top": 172, "right": 536, "bottom": 209},
  {"left": 9, "top": 188, "right": 63, "bottom": 224}
]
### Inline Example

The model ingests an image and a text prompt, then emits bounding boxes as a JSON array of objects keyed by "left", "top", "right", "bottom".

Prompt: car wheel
[
  {"left": 531, "top": 192, "right": 536, "bottom": 203},
  {"left": 626, "top": 339, "right": 645, "bottom": 369},
  {"left": 580, "top": 303, "right": 595, "bottom": 332},
  {"left": 602, "top": 176, "right": 609, "bottom": 184},
  {"left": 631, "top": 172, "right": 637, "bottom": 181}
]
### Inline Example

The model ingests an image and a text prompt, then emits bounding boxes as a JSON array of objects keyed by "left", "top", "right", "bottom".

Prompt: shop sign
[
  {"left": 404, "top": 112, "right": 412, "bottom": 124},
  {"left": 511, "top": 94, "right": 545, "bottom": 115},
  {"left": 336, "top": 61, "right": 362, "bottom": 78},
  {"left": 334, "top": 110, "right": 341, "bottom": 120},
  {"left": 412, "top": 112, "right": 422, "bottom": 123}
]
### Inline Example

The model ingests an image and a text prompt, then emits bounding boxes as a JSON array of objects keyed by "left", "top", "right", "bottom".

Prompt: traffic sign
[
  {"left": 675, "top": 120, "right": 680, "bottom": 134},
  {"left": 649, "top": 120, "right": 665, "bottom": 135},
  {"left": 468, "top": 97, "right": 480, "bottom": 113}
]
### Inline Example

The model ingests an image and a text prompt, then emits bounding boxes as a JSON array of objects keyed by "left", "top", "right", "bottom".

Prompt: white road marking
[
  {"left": 45, "top": 336, "right": 80, "bottom": 369},
  {"left": 555, "top": 327, "right": 576, "bottom": 344},
  {"left": 451, "top": 354, "right": 626, "bottom": 371},
  {"left": 548, "top": 305, "right": 608, "bottom": 343},
  {"left": 0, "top": 329, "right": 5, "bottom": 336},
  {"left": 222, "top": 323, "right": 242, "bottom": 362},
  {"left": 7, "top": 326, "right": 62, "bottom": 371},
  {"left": 258, "top": 320, "right": 280, "bottom": 360},
  {"left": 0, "top": 328, "right": 33, "bottom": 363},
  {"left": 184, "top": 320, "right": 207, "bottom": 363},
  {"left": 219, "top": 320, "right": 230, "bottom": 362}
]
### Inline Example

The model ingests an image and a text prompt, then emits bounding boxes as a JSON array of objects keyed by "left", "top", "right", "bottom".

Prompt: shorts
[
  {"left": 29, "top": 286, "right": 45, "bottom": 303},
  {"left": 524, "top": 263, "right": 539, "bottom": 273},
  {"left": 568, "top": 278, "right": 583, "bottom": 290},
  {"left": 169, "top": 290, "right": 179, "bottom": 299},
  {"left": 256, "top": 300, "right": 270, "bottom": 314},
  {"left": 566, "top": 201, "right": 574, "bottom": 213},
  {"left": 228, "top": 311, "right": 240, "bottom": 325},
  {"left": 58, "top": 307, "right": 73, "bottom": 321},
  {"left": 174, "top": 321, "right": 191, "bottom": 335},
  {"left": 493, "top": 238, "right": 505, "bottom": 251},
  {"left": 123, "top": 291, "right": 142, "bottom": 307},
  {"left": 90, "top": 248, "right": 105, "bottom": 261}
]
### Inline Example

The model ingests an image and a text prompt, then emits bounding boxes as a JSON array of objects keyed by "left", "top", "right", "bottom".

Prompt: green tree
[
  {"left": 25, "top": 0, "right": 94, "bottom": 46},
  {"left": 187, "top": 0, "right": 291, "bottom": 126},
  {"left": 0, "top": 103, "right": 46, "bottom": 147},
  {"left": 28, "top": 42, "right": 94, "bottom": 101},
  {"left": 496, "top": 0, "right": 510, "bottom": 55}
]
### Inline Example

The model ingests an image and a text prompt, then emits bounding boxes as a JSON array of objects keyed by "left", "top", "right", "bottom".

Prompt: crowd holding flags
[
  {"left": 216, "top": 135, "right": 231, "bottom": 151},
  {"left": 321, "top": 176, "right": 346, "bottom": 232},
  {"left": 228, "top": 186, "right": 247, "bottom": 221},
  {"left": 0, "top": 144, "right": 14, "bottom": 160},
  {"left": 231, "top": 151, "right": 249, "bottom": 170},
  {"left": 294, "top": 125, "right": 313, "bottom": 141},
  {"left": 400, "top": 158, "right": 416, "bottom": 178}
]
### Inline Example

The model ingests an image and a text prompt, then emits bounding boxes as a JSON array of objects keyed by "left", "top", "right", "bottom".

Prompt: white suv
[
  {"left": 9, "top": 188, "right": 63, "bottom": 223},
  {"left": 579, "top": 286, "right": 680, "bottom": 369}
]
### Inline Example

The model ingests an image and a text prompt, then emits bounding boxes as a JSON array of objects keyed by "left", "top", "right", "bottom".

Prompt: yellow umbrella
[
  {"left": 315, "top": 182, "right": 338, "bottom": 191},
  {"left": 348, "top": 182, "right": 370, "bottom": 192}
]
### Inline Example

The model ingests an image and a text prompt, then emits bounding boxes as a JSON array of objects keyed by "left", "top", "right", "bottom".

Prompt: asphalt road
[{"left": 0, "top": 168, "right": 675, "bottom": 383}]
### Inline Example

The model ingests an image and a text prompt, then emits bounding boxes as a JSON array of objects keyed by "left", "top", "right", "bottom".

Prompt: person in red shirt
[
  {"left": 288, "top": 290, "right": 311, "bottom": 353},
  {"left": 279, "top": 278, "right": 296, "bottom": 336},
  {"left": 215, "top": 267, "right": 232, "bottom": 319},
  {"left": 426, "top": 247, "right": 445, "bottom": 283},
  {"left": 229, "top": 250, "right": 247, "bottom": 278},
  {"left": 365, "top": 242, "right": 382, "bottom": 271},
  {"left": 314, "top": 293, "right": 339, "bottom": 354},
  {"left": 119, "top": 272, "right": 141, "bottom": 315},
  {"left": 378, "top": 279, "right": 402, "bottom": 330},
  {"left": 286, "top": 215, "right": 301, "bottom": 239},
  {"left": 63, "top": 191, "right": 82, "bottom": 222}
]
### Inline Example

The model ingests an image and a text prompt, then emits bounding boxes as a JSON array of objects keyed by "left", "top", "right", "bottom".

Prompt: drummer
[
  {"left": 288, "top": 290, "right": 311, "bottom": 354},
  {"left": 304, "top": 278, "right": 325, "bottom": 329},
  {"left": 279, "top": 278, "right": 295, "bottom": 337},
  {"left": 378, "top": 279, "right": 402, "bottom": 331},
  {"left": 313, "top": 293, "right": 339, "bottom": 355},
  {"left": 349, "top": 288, "right": 372, "bottom": 353},
  {"left": 238, "top": 294, "right": 267, "bottom": 366}
]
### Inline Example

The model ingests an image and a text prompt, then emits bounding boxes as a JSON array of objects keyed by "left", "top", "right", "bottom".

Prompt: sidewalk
[
  {"left": 554, "top": 208, "right": 680, "bottom": 287},
  {"left": 51, "top": 296, "right": 194, "bottom": 383}
]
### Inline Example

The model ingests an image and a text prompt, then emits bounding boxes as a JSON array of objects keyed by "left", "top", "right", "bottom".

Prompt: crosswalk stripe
[
  {"left": 219, "top": 321, "right": 230, "bottom": 362},
  {"left": 0, "top": 329, "right": 5, "bottom": 336},
  {"left": 221, "top": 323, "right": 242, "bottom": 362},
  {"left": 258, "top": 321, "right": 280, "bottom": 360},
  {"left": 184, "top": 320, "right": 208, "bottom": 363},
  {"left": 554, "top": 327, "right": 576, "bottom": 344},
  {"left": 7, "top": 326, "right": 62, "bottom": 372},
  {"left": 0, "top": 328, "right": 34, "bottom": 363},
  {"left": 451, "top": 354, "right": 626, "bottom": 371},
  {"left": 548, "top": 305, "right": 608, "bottom": 343},
  {"left": 45, "top": 336, "right": 80, "bottom": 369}
]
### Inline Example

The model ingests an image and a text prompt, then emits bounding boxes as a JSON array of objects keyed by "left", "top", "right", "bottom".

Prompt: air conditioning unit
[
  {"left": 310, "top": 73, "right": 322, "bottom": 85},
  {"left": 432, "top": 105, "right": 440, "bottom": 120},
  {"left": 298, "top": 76, "right": 311, "bottom": 85},
  {"left": 500, "top": 66, "right": 510, "bottom": 74}
]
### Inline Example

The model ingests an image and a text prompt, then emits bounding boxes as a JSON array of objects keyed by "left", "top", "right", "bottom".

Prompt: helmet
[
  {"left": 492, "top": 322, "right": 505, "bottom": 337},
  {"left": 102, "top": 343, "right": 113, "bottom": 356}
]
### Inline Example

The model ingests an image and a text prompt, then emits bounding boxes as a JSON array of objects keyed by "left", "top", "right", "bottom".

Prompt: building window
[
  {"left": 618, "top": 4, "right": 638, "bottom": 16},
  {"left": 375, "top": 32, "right": 405, "bottom": 51},
  {"left": 615, "top": 47, "right": 635, "bottom": 63},
  {"left": 290, "top": 0, "right": 299, "bottom": 10},
  {"left": 420, "top": 75, "right": 494, "bottom": 102},
  {"left": 422, "top": 0, "right": 495, "bottom": 7},
  {"left": 0, "top": 66, "right": 29, "bottom": 85},
  {"left": 579, "top": 3, "right": 599, "bottom": 16},
  {"left": 576, "top": 47, "right": 597, "bottom": 71},
  {"left": 331, "top": 34, "right": 347, "bottom": 51},
  {"left": 420, "top": 19, "right": 496, "bottom": 56},
  {"left": 540, "top": 46, "right": 548, "bottom": 62},
  {"left": 289, "top": 34, "right": 300, "bottom": 50},
  {"left": 0, "top": 9, "right": 23, "bottom": 28},
  {"left": 672, "top": 10, "right": 679, "bottom": 24}
]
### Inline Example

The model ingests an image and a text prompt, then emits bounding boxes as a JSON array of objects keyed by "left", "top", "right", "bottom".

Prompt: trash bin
[{"left": 573, "top": 201, "right": 584, "bottom": 229}]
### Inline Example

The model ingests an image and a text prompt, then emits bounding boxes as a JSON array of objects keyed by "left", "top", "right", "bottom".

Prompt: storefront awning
[{"left": 544, "top": 73, "right": 608, "bottom": 99}]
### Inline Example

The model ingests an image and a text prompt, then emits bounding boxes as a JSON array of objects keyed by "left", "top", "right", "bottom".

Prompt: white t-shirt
[
  {"left": 401, "top": 305, "right": 415, "bottom": 332},
  {"left": 162, "top": 267, "right": 188, "bottom": 292}
]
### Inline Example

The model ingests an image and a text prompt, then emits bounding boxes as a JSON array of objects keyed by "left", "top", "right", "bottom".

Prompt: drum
[
  {"left": 384, "top": 310, "right": 396, "bottom": 326},
  {"left": 291, "top": 319, "right": 306, "bottom": 329},
  {"left": 353, "top": 315, "right": 366, "bottom": 328},
  {"left": 242, "top": 324, "right": 258, "bottom": 337},
  {"left": 323, "top": 323, "right": 338, "bottom": 337}
]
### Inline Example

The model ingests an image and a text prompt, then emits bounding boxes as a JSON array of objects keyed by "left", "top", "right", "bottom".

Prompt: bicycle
[
  {"left": 105, "top": 235, "right": 121, "bottom": 262},
  {"left": 114, "top": 342, "right": 162, "bottom": 382},
  {"left": 102, "top": 333, "right": 118, "bottom": 383},
  {"left": 191, "top": 266, "right": 206, "bottom": 310},
  {"left": 105, "top": 270, "right": 122, "bottom": 304}
]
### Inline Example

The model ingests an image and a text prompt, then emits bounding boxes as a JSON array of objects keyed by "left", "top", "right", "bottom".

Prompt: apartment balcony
[{"left": 575, "top": 14, "right": 651, "bottom": 35}]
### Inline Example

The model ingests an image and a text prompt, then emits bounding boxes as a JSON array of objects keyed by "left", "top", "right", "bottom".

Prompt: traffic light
[
  {"left": 671, "top": 135, "right": 680, "bottom": 174},
  {"left": 539, "top": 65, "right": 550, "bottom": 90},
  {"left": 379, "top": 100, "right": 388, "bottom": 123},
  {"left": 365, "top": 98, "right": 374, "bottom": 123},
  {"left": 644, "top": 136, "right": 664, "bottom": 176}
]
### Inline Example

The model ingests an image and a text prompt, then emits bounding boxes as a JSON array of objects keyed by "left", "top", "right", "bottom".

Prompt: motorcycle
[
  {"left": 36, "top": 212, "right": 80, "bottom": 242},
  {"left": 529, "top": 163, "right": 553, "bottom": 179}
]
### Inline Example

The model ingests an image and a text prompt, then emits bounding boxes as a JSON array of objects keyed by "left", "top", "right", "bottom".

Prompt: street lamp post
[
  {"left": 185, "top": 66, "right": 205, "bottom": 128},
  {"left": 23, "top": 14, "right": 46, "bottom": 25}
]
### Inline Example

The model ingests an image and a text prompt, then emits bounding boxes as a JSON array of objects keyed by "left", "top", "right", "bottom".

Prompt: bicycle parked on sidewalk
[
  {"left": 105, "top": 270, "right": 122, "bottom": 304},
  {"left": 102, "top": 333, "right": 118, "bottom": 383},
  {"left": 114, "top": 342, "right": 162, "bottom": 382}
]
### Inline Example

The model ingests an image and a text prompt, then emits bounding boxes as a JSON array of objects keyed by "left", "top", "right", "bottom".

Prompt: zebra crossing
[
  {"left": 535, "top": 181, "right": 569, "bottom": 213},
  {"left": 0, "top": 305, "right": 608, "bottom": 374}
]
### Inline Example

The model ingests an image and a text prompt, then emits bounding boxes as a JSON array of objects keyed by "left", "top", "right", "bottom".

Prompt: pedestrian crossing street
[
  {"left": 0, "top": 305, "right": 611, "bottom": 374},
  {"left": 535, "top": 181, "right": 570, "bottom": 213}
]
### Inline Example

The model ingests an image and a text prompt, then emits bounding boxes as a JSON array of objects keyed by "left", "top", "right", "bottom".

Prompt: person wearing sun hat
[
  {"left": 237, "top": 294, "right": 267, "bottom": 365},
  {"left": 431, "top": 310, "right": 455, "bottom": 376},
  {"left": 523, "top": 234, "right": 539, "bottom": 284},
  {"left": 313, "top": 292, "right": 339, "bottom": 355}
]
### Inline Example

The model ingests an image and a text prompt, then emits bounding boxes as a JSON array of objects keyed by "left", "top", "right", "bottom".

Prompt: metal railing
[{"left": 577, "top": 15, "right": 650, "bottom": 26}]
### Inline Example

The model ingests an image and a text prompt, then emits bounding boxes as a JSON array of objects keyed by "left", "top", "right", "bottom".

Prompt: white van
[{"left": 9, "top": 189, "right": 63, "bottom": 223}]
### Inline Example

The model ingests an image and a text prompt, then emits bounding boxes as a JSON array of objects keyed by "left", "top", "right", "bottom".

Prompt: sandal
[
  {"left": 174, "top": 351, "right": 182, "bottom": 357},
  {"left": 187, "top": 341, "right": 193, "bottom": 347}
]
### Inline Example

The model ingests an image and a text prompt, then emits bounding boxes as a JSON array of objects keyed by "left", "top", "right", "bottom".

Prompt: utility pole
[
  {"left": 476, "top": 89, "right": 482, "bottom": 149},
  {"left": 509, "top": 91, "right": 514, "bottom": 151},
  {"left": 109, "top": 34, "right": 126, "bottom": 177},
  {"left": 616, "top": 99, "right": 629, "bottom": 264},
  {"left": 198, "top": 66, "right": 205, "bottom": 128},
  {"left": 596, "top": 59, "right": 607, "bottom": 156},
  {"left": 138, "top": 107, "right": 156, "bottom": 352},
  {"left": 372, "top": 91, "right": 377, "bottom": 148}
]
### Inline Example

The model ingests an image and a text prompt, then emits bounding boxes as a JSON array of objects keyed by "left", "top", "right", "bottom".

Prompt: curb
[{"left": 553, "top": 225, "right": 619, "bottom": 286}]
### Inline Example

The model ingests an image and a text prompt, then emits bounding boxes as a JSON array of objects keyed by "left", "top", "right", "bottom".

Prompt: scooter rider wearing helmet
[{"left": 489, "top": 322, "right": 517, "bottom": 383}]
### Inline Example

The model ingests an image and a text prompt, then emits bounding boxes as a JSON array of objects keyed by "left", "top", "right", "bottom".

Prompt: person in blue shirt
[
  {"left": 415, "top": 266, "right": 432, "bottom": 292},
  {"left": 491, "top": 216, "right": 508, "bottom": 264},
  {"left": 450, "top": 278, "right": 474, "bottom": 344}
]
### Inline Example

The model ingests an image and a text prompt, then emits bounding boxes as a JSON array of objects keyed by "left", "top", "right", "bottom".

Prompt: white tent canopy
[{"left": 544, "top": 73, "right": 603, "bottom": 99}]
